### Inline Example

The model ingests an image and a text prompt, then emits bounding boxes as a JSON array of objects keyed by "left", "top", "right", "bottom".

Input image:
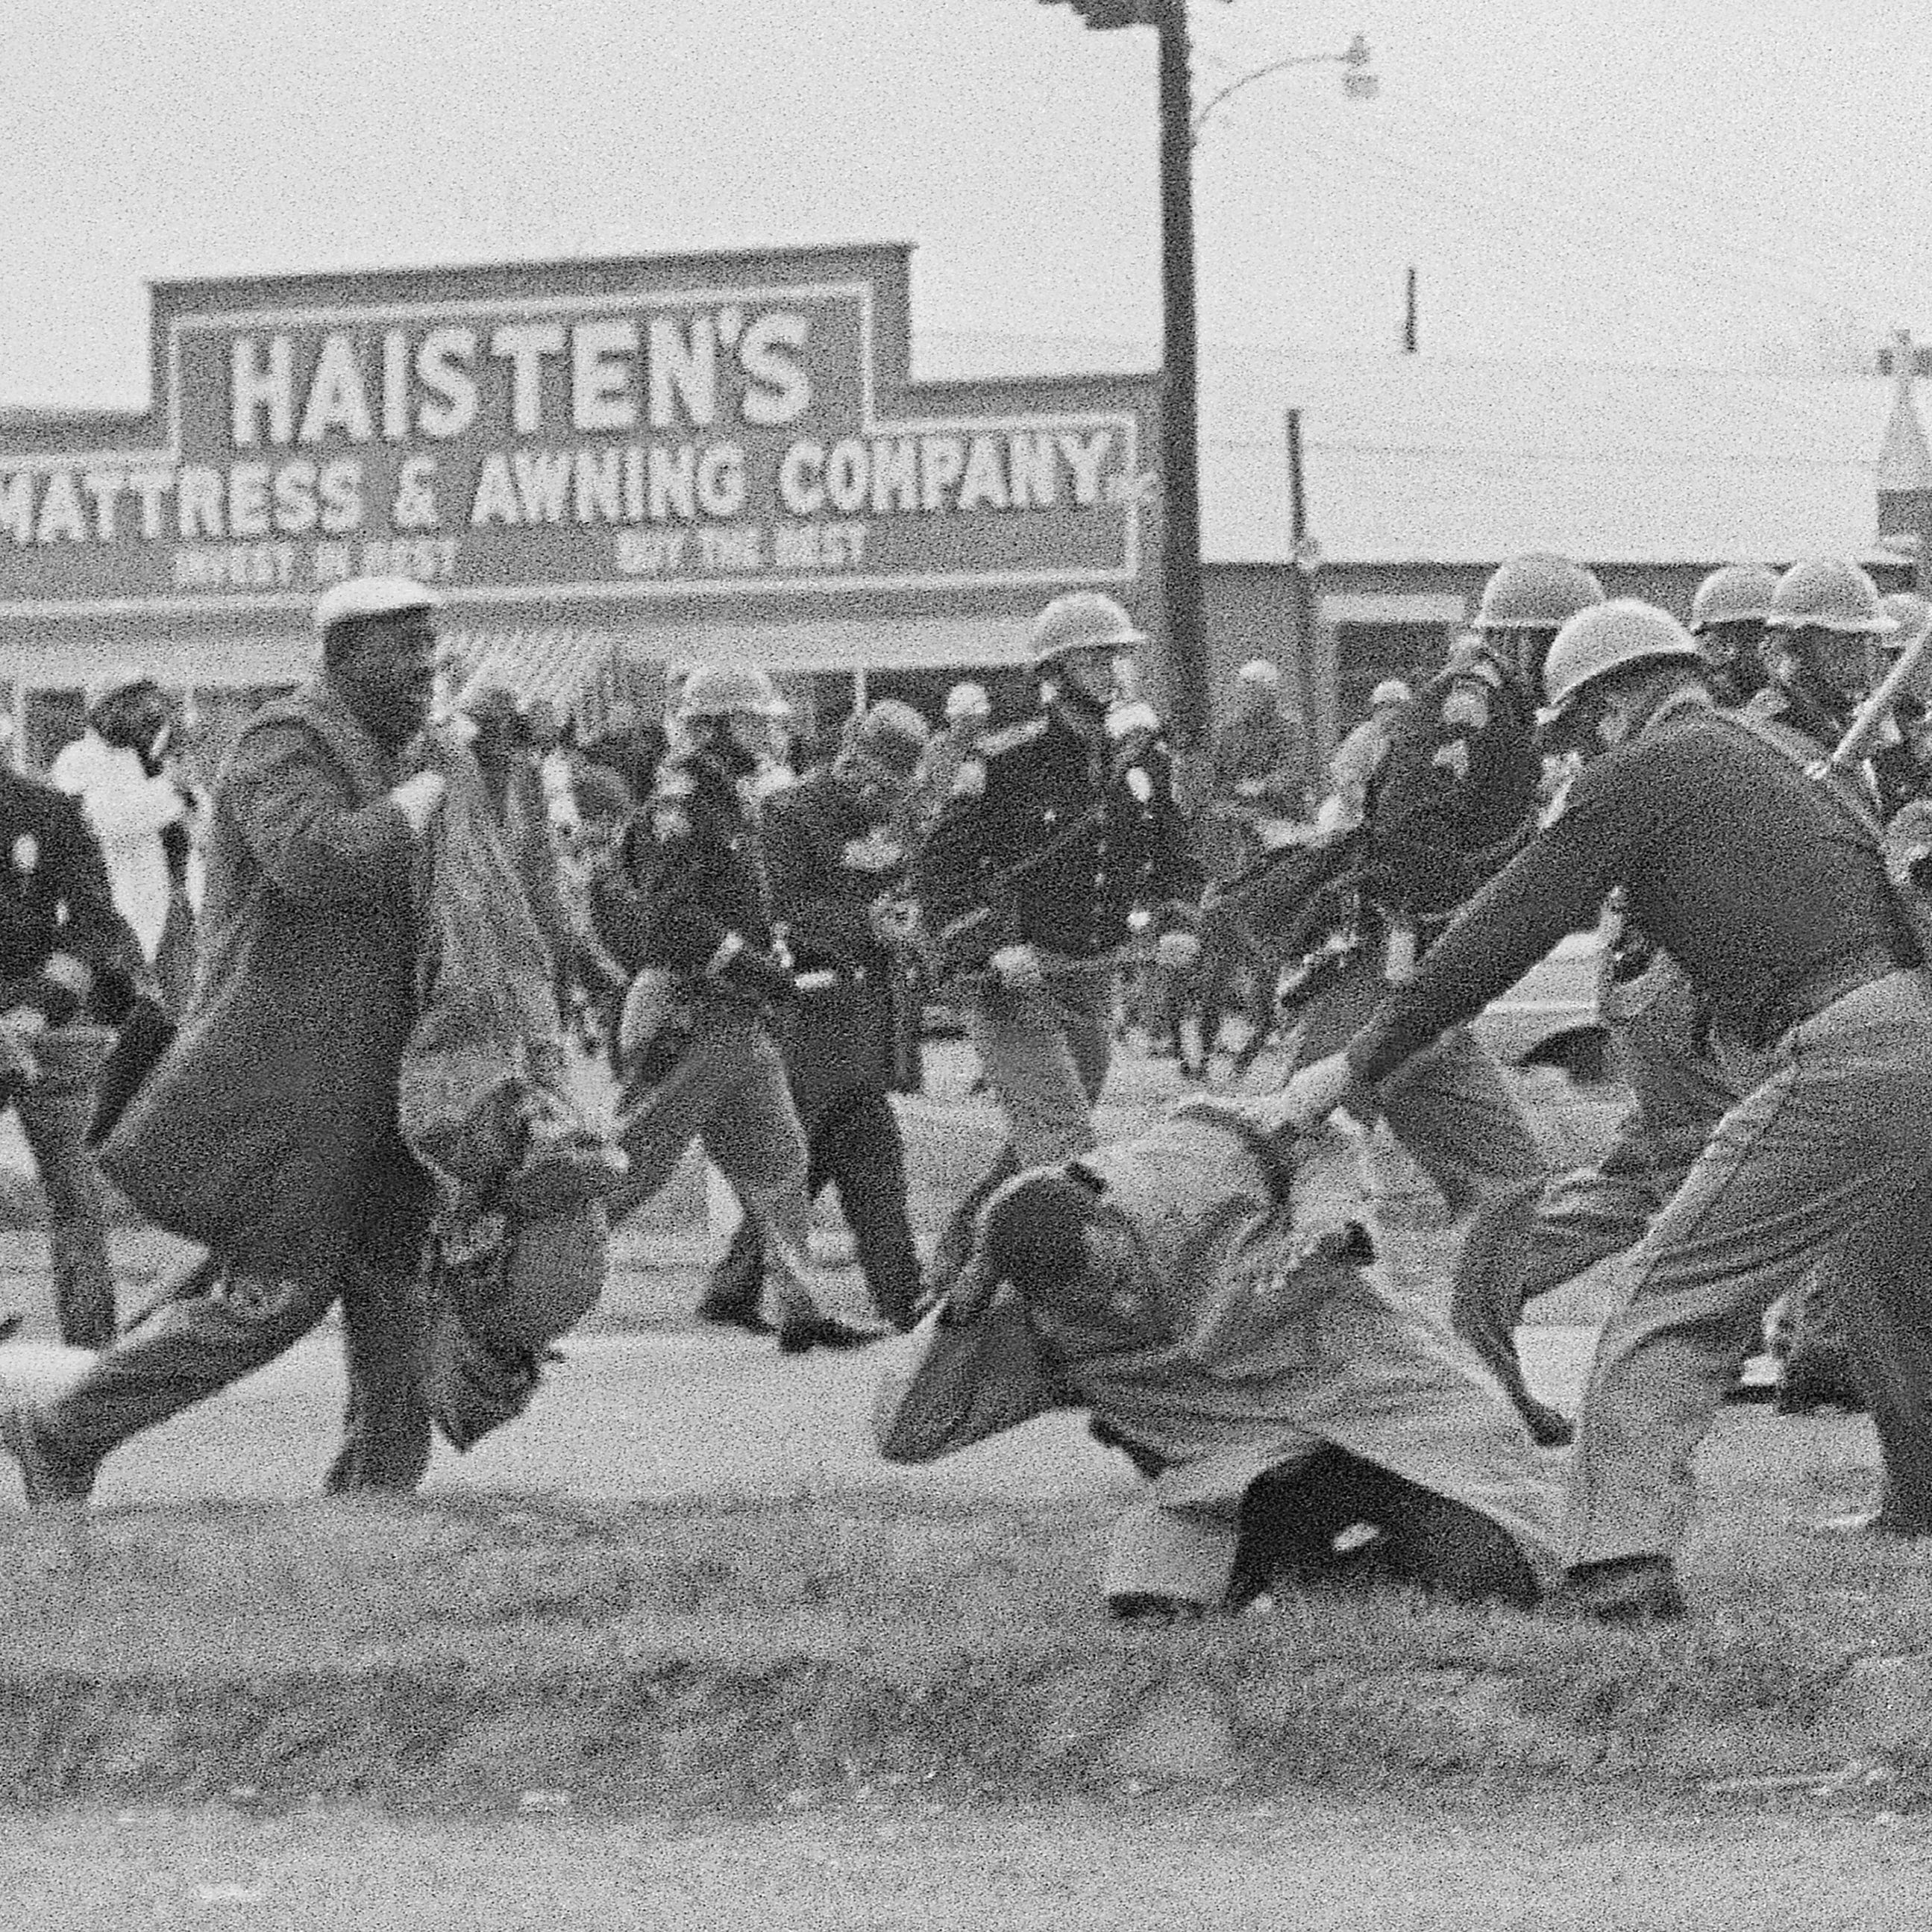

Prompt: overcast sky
[{"left": 5, "top": 0, "right": 1929, "bottom": 410}]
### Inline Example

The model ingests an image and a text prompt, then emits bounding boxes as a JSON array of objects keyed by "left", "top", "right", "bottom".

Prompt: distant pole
[
  {"left": 1403, "top": 266, "right": 1418, "bottom": 354},
  {"left": 1156, "top": 2, "right": 1208, "bottom": 750},
  {"left": 1285, "top": 407, "right": 1321, "bottom": 746}
]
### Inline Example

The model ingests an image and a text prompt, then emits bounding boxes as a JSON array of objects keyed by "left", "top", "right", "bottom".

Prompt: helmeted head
[
  {"left": 314, "top": 575, "right": 442, "bottom": 750},
  {"left": 1233, "top": 658, "right": 1282, "bottom": 716},
  {"left": 1030, "top": 591, "right": 1146, "bottom": 714},
  {"left": 835, "top": 698, "right": 932, "bottom": 822},
  {"left": 1763, "top": 557, "right": 1895, "bottom": 712},
  {"left": 674, "top": 662, "right": 791, "bottom": 775},
  {"left": 1368, "top": 677, "right": 1413, "bottom": 717},
  {"left": 1538, "top": 599, "right": 1703, "bottom": 755},
  {"left": 1880, "top": 590, "right": 1931, "bottom": 655},
  {"left": 1687, "top": 562, "right": 1778, "bottom": 705},
  {"left": 943, "top": 680, "right": 992, "bottom": 727},
  {"left": 1472, "top": 553, "right": 1608, "bottom": 693}
]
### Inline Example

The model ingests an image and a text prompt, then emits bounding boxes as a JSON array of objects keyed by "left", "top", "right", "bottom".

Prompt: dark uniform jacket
[
  {"left": 762, "top": 767, "right": 905, "bottom": 1109},
  {"left": 593, "top": 750, "right": 780, "bottom": 998},
  {"left": 1367, "top": 640, "right": 1541, "bottom": 928},
  {"left": 913, "top": 705, "right": 1199, "bottom": 969},
  {"left": 1349, "top": 694, "right": 1910, "bottom": 1086},
  {"left": 0, "top": 765, "right": 132, "bottom": 1027}
]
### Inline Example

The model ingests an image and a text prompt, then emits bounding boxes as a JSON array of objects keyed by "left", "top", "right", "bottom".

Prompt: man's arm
[
  {"left": 873, "top": 1293, "right": 1065, "bottom": 1463},
  {"left": 221, "top": 719, "right": 415, "bottom": 906}
]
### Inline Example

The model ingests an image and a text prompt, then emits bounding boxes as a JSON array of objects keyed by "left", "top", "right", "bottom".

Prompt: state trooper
[
  {"left": 1286, "top": 553, "right": 1605, "bottom": 1446},
  {"left": 705, "top": 699, "right": 932, "bottom": 1333},
  {"left": 913, "top": 592, "right": 1200, "bottom": 1296},
  {"left": 0, "top": 752, "right": 135, "bottom": 1348},
  {"left": 1450, "top": 562, "right": 1784, "bottom": 1420},
  {"left": 1273, "top": 596, "right": 1932, "bottom": 1619},
  {"left": 1687, "top": 561, "right": 1778, "bottom": 706},
  {"left": 593, "top": 665, "right": 879, "bottom": 1355}
]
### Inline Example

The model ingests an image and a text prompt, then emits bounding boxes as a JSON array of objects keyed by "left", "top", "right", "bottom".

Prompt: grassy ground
[{"left": 0, "top": 1396, "right": 1924, "bottom": 1813}]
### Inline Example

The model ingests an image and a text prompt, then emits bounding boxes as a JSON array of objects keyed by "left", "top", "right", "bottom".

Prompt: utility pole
[
  {"left": 1155, "top": 2, "right": 1208, "bottom": 749},
  {"left": 1036, "top": 3, "right": 1376, "bottom": 750}
]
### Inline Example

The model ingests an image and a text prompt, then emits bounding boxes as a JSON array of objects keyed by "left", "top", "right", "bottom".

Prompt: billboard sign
[{"left": 0, "top": 246, "right": 1155, "bottom": 619}]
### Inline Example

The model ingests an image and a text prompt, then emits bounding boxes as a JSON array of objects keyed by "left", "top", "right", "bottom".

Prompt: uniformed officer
[
  {"left": 1687, "top": 562, "right": 1779, "bottom": 707},
  {"left": 912, "top": 592, "right": 1200, "bottom": 1295},
  {"left": 1271, "top": 597, "right": 1932, "bottom": 1619},
  {"left": 706, "top": 699, "right": 931, "bottom": 1332},
  {"left": 1286, "top": 553, "right": 1605, "bottom": 1446},
  {"left": 593, "top": 665, "right": 879, "bottom": 1354},
  {"left": 0, "top": 759, "right": 135, "bottom": 1347},
  {"left": 1449, "top": 562, "right": 1787, "bottom": 1423}
]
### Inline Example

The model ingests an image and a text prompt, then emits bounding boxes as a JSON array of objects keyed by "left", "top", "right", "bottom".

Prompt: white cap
[
  {"left": 1235, "top": 659, "right": 1282, "bottom": 687},
  {"left": 313, "top": 575, "right": 441, "bottom": 634},
  {"left": 944, "top": 680, "right": 991, "bottom": 723}
]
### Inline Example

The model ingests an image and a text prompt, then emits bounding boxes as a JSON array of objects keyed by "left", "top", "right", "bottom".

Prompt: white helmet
[
  {"left": 1688, "top": 563, "right": 1778, "bottom": 635},
  {"left": 1765, "top": 559, "right": 1897, "bottom": 637},
  {"left": 674, "top": 664, "right": 789, "bottom": 720},
  {"left": 1879, "top": 591, "right": 1931, "bottom": 653},
  {"left": 944, "top": 680, "right": 992, "bottom": 724},
  {"left": 1540, "top": 600, "right": 1702, "bottom": 718},
  {"left": 1369, "top": 677, "right": 1413, "bottom": 710},
  {"left": 1235, "top": 658, "right": 1282, "bottom": 689},
  {"left": 1030, "top": 591, "right": 1147, "bottom": 665}
]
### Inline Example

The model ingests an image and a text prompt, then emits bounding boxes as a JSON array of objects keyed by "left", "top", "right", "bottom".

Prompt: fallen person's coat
[{"left": 876, "top": 1106, "right": 1564, "bottom": 1605}]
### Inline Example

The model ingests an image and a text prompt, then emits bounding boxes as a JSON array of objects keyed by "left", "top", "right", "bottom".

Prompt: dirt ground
[{"left": 7, "top": 1787, "right": 1931, "bottom": 1931}]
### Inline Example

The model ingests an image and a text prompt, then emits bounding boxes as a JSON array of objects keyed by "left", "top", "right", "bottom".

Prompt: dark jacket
[
  {"left": 0, "top": 765, "right": 134, "bottom": 1024},
  {"left": 1367, "top": 640, "right": 1541, "bottom": 926},
  {"left": 764, "top": 767, "right": 906, "bottom": 1108},
  {"left": 913, "top": 706, "right": 1198, "bottom": 967},
  {"left": 101, "top": 679, "right": 432, "bottom": 1273},
  {"left": 594, "top": 750, "right": 779, "bottom": 989}
]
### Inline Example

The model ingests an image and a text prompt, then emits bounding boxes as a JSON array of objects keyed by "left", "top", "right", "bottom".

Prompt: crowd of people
[{"left": 0, "top": 555, "right": 1928, "bottom": 1634}]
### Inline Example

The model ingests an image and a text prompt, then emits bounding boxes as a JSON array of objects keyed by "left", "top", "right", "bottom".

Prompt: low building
[{"left": 1, "top": 243, "right": 1921, "bottom": 779}]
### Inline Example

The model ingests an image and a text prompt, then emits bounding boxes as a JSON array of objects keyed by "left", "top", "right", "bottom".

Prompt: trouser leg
[
  {"left": 694, "top": 1026, "right": 819, "bottom": 1326},
  {"left": 1373, "top": 1026, "right": 1552, "bottom": 1429},
  {"left": 10, "top": 1028, "right": 116, "bottom": 1349},
  {"left": 821, "top": 1089, "right": 921, "bottom": 1329},
  {"left": 933, "top": 967, "right": 1113, "bottom": 1290},
  {"left": 1832, "top": 1177, "right": 1932, "bottom": 1525},
  {"left": 605, "top": 1020, "right": 739, "bottom": 1229},
  {"left": 327, "top": 1246, "right": 433, "bottom": 1494},
  {"left": 35, "top": 1267, "right": 339, "bottom": 1469},
  {"left": 1566, "top": 974, "right": 1932, "bottom": 1567}
]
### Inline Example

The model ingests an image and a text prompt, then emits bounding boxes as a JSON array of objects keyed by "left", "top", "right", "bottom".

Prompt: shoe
[
  {"left": 1106, "top": 1592, "right": 1208, "bottom": 1625},
  {"left": 694, "top": 1297, "right": 774, "bottom": 1337},
  {"left": 1548, "top": 1556, "right": 1687, "bottom": 1623},
  {"left": 1816, "top": 1510, "right": 1932, "bottom": 1539},
  {"left": 0, "top": 1398, "right": 96, "bottom": 1508},
  {"left": 776, "top": 1312, "right": 888, "bottom": 1356},
  {"left": 1521, "top": 1399, "right": 1575, "bottom": 1450}
]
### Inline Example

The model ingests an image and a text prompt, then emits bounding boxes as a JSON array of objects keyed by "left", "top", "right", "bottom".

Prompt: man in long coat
[
  {"left": 876, "top": 1103, "right": 1561, "bottom": 1617},
  {"left": 0, "top": 575, "right": 457, "bottom": 1505}
]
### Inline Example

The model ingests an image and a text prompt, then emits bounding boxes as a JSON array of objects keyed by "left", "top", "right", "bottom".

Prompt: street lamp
[{"left": 1037, "top": 2, "right": 1376, "bottom": 753}]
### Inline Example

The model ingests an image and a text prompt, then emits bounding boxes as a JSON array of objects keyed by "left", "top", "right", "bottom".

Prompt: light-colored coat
[
  {"left": 876, "top": 1111, "right": 1564, "bottom": 1602},
  {"left": 47, "top": 730, "right": 183, "bottom": 962}
]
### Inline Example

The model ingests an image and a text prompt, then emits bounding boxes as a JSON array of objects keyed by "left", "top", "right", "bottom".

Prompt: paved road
[{"left": 0, "top": 1296, "right": 1599, "bottom": 1513}]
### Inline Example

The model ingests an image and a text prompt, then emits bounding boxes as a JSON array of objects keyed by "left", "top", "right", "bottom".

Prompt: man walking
[
  {"left": 1285, "top": 554, "right": 1605, "bottom": 1446},
  {"left": 0, "top": 753, "right": 135, "bottom": 1349},
  {"left": 0, "top": 575, "right": 460, "bottom": 1505},
  {"left": 593, "top": 665, "right": 879, "bottom": 1354},
  {"left": 706, "top": 700, "right": 932, "bottom": 1333},
  {"left": 913, "top": 592, "right": 1199, "bottom": 1296}
]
